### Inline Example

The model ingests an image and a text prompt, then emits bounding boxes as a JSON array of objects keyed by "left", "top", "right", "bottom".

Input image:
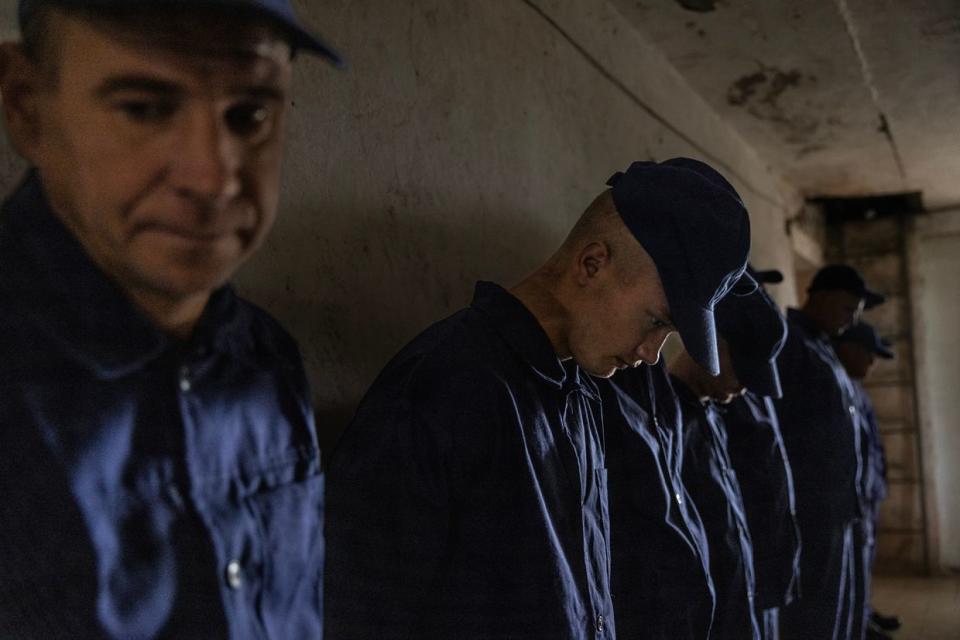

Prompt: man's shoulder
[
  {"left": 231, "top": 295, "right": 306, "bottom": 370},
  {"left": 331, "top": 307, "right": 522, "bottom": 474},
  {"left": 382, "top": 305, "right": 519, "bottom": 388},
  {"left": 778, "top": 316, "right": 831, "bottom": 375}
]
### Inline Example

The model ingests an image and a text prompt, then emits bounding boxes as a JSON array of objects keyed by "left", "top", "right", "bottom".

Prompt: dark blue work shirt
[
  {"left": 0, "top": 174, "right": 324, "bottom": 639},
  {"left": 774, "top": 310, "right": 862, "bottom": 525},
  {"left": 675, "top": 381, "right": 760, "bottom": 640},
  {"left": 325, "top": 282, "right": 613, "bottom": 639},
  {"left": 723, "top": 391, "right": 801, "bottom": 611},
  {"left": 600, "top": 363, "right": 715, "bottom": 640},
  {"left": 852, "top": 382, "right": 887, "bottom": 509}
]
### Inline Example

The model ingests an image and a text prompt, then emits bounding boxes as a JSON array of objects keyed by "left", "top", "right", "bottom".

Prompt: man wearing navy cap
[
  {"left": 776, "top": 264, "right": 884, "bottom": 640},
  {"left": 599, "top": 359, "right": 716, "bottom": 640},
  {"left": 723, "top": 268, "right": 801, "bottom": 640},
  {"left": 326, "top": 157, "right": 750, "bottom": 638},
  {"left": 835, "top": 323, "right": 899, "bottom": 640},
  {"left": 666, "top": 277, "right": 787, "bottom": 640},
  {"left": 596, "top": 161, "right": 754, "bottom": 640},
  {"left": 0, "top": 2, "right": 339, "bottom": 637}
]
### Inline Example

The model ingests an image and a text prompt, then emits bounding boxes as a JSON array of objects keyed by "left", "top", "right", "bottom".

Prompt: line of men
[{"left": 0, "top": 0, "right": 899, "bottom": 638}]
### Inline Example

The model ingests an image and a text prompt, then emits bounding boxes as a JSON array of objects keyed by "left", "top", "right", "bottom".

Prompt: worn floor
[{"left": 871, "top": 575, "right": 960, "bottom": 639}]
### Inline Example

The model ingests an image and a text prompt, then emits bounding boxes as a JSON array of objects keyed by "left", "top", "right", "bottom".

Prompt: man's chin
[
  {"left": 129, "top": 262, "right": 236, "bottom": 303},
  {"left": 583, "top": 363, "right": 618, "bottom": 379}
]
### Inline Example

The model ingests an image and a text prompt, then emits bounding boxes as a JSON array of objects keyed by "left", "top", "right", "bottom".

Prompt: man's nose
[
  {"left": 634, "top": 331, "right": 670, "bottom": 366},
  {"left": 170, "top": 105, "right": 242, "bottom": 205}
]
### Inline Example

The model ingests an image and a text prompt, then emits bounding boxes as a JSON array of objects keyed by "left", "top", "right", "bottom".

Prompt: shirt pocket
[{"left": 244, "top": 451, "right": 325, "bottom": 638}]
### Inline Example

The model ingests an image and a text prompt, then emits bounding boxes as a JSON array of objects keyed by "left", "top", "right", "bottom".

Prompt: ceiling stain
[
  {"left": 727, "top": 65, "right": 808, "bottom": 107},
  {"left": 676, "top": 0, "right": 716, "bottom": 13},
  {"left": 920, "top": 14, "right": 960, "bottom": 39},
  {"left": 727, "top": 64, "right": 824, "bottom": 147},
  {"left": 727, "top": 70, "right": 768, "bottom": 107}
]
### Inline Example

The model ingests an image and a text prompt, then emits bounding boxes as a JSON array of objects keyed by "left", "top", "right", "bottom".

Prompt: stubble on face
[{"left": 28, "top": 10, "right": 293, "bottom": 318}]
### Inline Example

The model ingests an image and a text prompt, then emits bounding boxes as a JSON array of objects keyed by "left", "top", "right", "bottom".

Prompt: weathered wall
[
  {"left": 908, "top": 209, "right": 960, "bottom": 573},
  {"left": 0, "top": 1, "right": 803, "bottom": 451}
]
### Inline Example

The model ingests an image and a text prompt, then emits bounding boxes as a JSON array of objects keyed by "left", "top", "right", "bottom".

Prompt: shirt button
[
  {"left": 596, "top": 614, "right": 605, "bottom": 633},
  {"left": 178, "top": 366, "right": 192, "bottom": 393},
  {"left": 849, "top": 405, "right": 856, "bottom": 416},
  {"left": 167, "top": 485, "right": 184, "bottom": 510},
  {"left": 226, "top": 560, "right": 244, "bottom": 590},
  {"left": 675, "top": 492, "right": 683, "bottom": 506}
]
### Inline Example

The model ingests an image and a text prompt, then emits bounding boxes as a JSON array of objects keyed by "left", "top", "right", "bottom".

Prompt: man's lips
[
  {"left": 139, "top": 223, "right": 238, "bottom": 243},
  {"left": 616, "top": 357, "right": 641, "bottom": 370}
]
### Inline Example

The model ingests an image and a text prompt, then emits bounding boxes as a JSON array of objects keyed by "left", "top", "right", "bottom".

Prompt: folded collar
[{"left": 470, "top": 281, "right": 598, "bottom": 401}]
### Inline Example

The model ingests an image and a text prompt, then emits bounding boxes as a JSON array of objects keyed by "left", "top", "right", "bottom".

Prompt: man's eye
[
  {"left": 225, "top": 102, "right": 272, "bottom": 139},
  {"left": 117, "top": 100, "right": 176, "bottom": 123},
  {"left": 651, "top": 316, "right": 668, "bottom": 329}
]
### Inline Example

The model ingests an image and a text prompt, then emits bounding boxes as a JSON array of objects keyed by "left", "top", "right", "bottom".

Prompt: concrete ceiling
[{"left": 611, "top": 0, "right": 960, "bottom": 209}]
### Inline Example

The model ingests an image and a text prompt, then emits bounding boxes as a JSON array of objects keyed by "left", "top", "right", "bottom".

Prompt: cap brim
[
  {"left": 672, "top": 302, "right": 720, "bottom": 376},
  {"left": 290, "top": 30, "right": 345, "bottom": 67},
  {"left": 33, "top": 0, "right": 346, "bottom": 67},
  {"left": 876, "top": 341, "right": 895, "bottom": 359},
  {"left": 864, "top": 289, "right": 886, "bottom": 309},
  {"left": 753, "top": 269, "right": 784, "bottom": 284}
]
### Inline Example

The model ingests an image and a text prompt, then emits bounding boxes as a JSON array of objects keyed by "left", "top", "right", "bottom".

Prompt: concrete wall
[
  {"left": 908, "top": 209, "right": 960, "bottom": 573},
  {"left": 0, "top": 0, "right": 803, "bottom": 451}
]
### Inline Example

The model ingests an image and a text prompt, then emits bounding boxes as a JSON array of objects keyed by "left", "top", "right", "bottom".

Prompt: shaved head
[
  {"left": 549, "top": 189, "right": 649, "bottom": 285},
  {"left": 511, "top": 188, "right": 674, "bottom": 378}
]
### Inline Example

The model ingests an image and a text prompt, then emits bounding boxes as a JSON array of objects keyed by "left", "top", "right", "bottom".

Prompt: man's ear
[
  {"left": 0, "top": 42, "right": 45, "bottom": 162},
  {"left": 574, "top": 240, "right": 611, "bottom": 286}
]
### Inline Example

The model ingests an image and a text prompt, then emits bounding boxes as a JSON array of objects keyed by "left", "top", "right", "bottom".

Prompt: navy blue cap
[
  {"left": 19, "top": 0, "right": 344, "bottom": 67},
  {"left": 809, "top": 264, "right": 885, "bottom": 308},
  {"left": 836, "top": 322, "right": 894, "bottom": 359},
  {"left": 716, "top": 274, "right": 787, "bottom": 398},
  {"left": 606, "top": 157, "right": 751, "bottom": 376},
  {"left": 751, "top": 267, "right": 783, "bottom": 284}
]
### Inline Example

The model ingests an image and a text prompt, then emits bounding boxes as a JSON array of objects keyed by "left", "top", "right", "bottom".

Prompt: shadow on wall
[{"left": 236, "top": 192, "right": 564, "bottom": 459}]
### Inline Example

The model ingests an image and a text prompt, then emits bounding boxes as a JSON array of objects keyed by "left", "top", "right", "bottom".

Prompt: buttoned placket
[
  {"left": 175, "top": 350, "right": 269, "bottom": 640},
  {"left": 560, "top": 382, "right": 610, "bottom": 639},
  {"left": 707, "top": 404, "right": 760, "bottom": 635}
]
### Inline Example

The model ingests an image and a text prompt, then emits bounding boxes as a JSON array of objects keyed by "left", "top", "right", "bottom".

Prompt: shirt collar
[
  {"left": 470, "top": 281, "right": 598, "bottom": 400},
  {"left": 787, "top": 307, "right": 829, "bottom": 343},
  {"left": 0, "top": 171, "right": 255, "bottom": 379}
]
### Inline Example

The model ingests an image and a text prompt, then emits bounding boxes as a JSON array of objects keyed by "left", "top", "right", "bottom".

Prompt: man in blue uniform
[
  {"left": 600, "top": 360, "right": 716, "bottom": 640},
  {"left": 724, "top": 269, "right": 801, "bottom": 640},
  {"left": 0, "top": 2, "right": 340, "bottom": 637},
  {"left": 668, "top": 277, "right": 788, "bottom": 640},
  {"left": 776, "top": 265, "right": 884, "bottom": 640},
  {"left": 325, "top": 158, "right": 751, "bottom": 638},
  {"left": 834, "top": 322, "right": 898, "bottom": 640},
  {"left": 600, "top": 164, "right": 759, "bottom": 640}
]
